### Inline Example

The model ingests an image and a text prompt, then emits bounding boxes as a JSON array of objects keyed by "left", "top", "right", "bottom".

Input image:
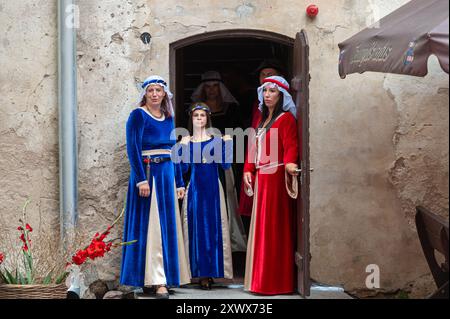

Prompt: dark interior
[{"left": 175, "top": 37, "right": 293, "bottom": 129}]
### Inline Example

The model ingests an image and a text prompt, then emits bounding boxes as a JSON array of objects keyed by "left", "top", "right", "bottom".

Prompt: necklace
[
  {"left": 144, "top": 105, "right": 163, "bottom": 118},
  {"left": 192, "top": 135, "right": 211, "bottom": 142}
]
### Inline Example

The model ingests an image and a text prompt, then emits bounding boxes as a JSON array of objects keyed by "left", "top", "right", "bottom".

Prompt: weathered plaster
[
  {"left": 0, "top": 1, "right": 59, "bottom": 235},
  {"left": 0, "top": 0, "right": 448, "bottom": 296}
]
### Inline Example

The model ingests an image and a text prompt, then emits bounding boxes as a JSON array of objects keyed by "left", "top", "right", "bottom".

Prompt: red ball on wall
[{"left": 306, "top": 4, "right": 319, "bottom": 18}]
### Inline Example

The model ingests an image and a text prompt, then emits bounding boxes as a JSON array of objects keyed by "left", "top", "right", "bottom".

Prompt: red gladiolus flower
[
  {"left": 22, "top": 244, "right": 29, "bottom": 252},
  {"left": 0, "top": 253, "right": 4, "bottom": 264},
  {"left": 94, "top": 241, "right": 106, "bottom": 253},
  {"left": 87, "top": 239, "right": 107, "bottom": 259},
  {"left": 20, "top": 233, "right": 26, "bottom": 243},
  {"left": 26, "top": 224, "right": 33, "bottom": 232},
  {"left": 17, "top": 226, "right": 23, "bottom": 231},
  {"left": 98, "top": 231, "right": 110, "bottom": 242},
  {"left": 72, "top": 249, "right": 88, "bottom": 265}
]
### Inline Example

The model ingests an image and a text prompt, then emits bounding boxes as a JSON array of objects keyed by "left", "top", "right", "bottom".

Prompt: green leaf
[
  {"left": 4, "top": 268, "right": 17, "bottom": 284},
  {"left": 115, "top": 240, "right": 138, "bottom": 247},
  {"left": 22, "top": 252, "right": 34, "bottom": 284},
  {"left": 18, "top": 272, "right": 25, "bottom": 285},
  {"left": 42, "top": 272, "right": 53, "bottom": 285},
  {"left": 55, "top": 271, "right": 69, "bottom": 284}
]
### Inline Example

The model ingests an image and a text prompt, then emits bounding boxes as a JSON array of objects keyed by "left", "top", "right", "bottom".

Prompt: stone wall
[{"left": 0, "top": 0, "right": 448, "bottom": 297}]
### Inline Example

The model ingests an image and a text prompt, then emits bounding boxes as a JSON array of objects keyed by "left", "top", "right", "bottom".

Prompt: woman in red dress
[{"left": 243, "top": 76, "right": 299, "bottom": 295}]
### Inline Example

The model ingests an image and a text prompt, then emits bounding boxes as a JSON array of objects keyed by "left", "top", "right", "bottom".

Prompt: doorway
[
  {"left": 169, "top": 29, "right": 311, "bottom": 297},
  {"left": 170, "top": 30, "right": 294, "bottom": 129}
]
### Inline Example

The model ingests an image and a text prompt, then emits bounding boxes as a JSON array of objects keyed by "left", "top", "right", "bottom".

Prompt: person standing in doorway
[
  {"left": 238, "top": 59, "right": 286, "bottom": 233},
  {"left": 243, "top": 75, "right": 299, "bottom": 295}
]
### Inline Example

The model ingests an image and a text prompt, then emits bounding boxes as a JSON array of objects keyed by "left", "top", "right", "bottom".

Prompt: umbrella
[{"left": 338, "top": 0, "right": 449, "bottom": 78}]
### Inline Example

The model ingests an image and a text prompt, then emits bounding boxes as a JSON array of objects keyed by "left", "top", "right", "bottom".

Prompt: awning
[{"left": 338, "top": 0, "right": 449, "bottom": 78}]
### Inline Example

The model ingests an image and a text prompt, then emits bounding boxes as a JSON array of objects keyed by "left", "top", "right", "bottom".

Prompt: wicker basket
[{"left": 0, "top": 284, "right": 67, "bottom": 299}]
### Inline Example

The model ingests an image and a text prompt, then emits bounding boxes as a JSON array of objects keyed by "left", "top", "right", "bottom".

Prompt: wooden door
[{"left": 291, "top": 30, "right": 311, "bottom": 297}]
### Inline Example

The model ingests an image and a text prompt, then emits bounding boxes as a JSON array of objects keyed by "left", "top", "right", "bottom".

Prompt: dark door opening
[
  {"left": 169, "top": 29, "right": 311, "bottom": 297},
  {"left": 172, "top": 37, "right": 293, "bottom": 129}
]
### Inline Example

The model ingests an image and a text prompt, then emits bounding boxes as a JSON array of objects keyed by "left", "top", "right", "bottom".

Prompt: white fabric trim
[
  {"left": 173, "top": 181, "right": 191, "bottom": 285},
  {"left": 244, "top": 176, "right": 258, "bottom": 291},
  {"left": 254, "top": 113, "right": 286, "bottom": 168},
  {"left": 139, "top": 107, "right": 166, "bottom": 122},
  {"left": 136, "top": 180, "right": 149, "bottom": 188},
  {"left": 181, "top": 182, "right": 191, "bottom": 279},
  {"left": 144, "top": 178, "right": 167, "bottom": 286},
  {"left": 218, "top": 179, "right": 234, "bottom": 279},
  {"left": 142, "top": 149, "right": 172, "bottom": 156},
  {"left": 224, "top": 169, "right": 247, "bottom": 252}
]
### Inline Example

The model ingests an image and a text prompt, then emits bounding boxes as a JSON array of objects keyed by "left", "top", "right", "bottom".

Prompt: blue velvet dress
[
  {"left": 120, "top": 107, "right": 190, "bottom": 288},
  {"left": 178, "top": 136, "right": 234, "bottom": 280}
]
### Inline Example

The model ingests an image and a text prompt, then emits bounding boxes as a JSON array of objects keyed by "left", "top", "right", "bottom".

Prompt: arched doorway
[
  {"left": 169, "top": 29, "right": 311, "bottom": 297},
  {"left": 170, "top": 29, "right": 294, "bottom": 129}
]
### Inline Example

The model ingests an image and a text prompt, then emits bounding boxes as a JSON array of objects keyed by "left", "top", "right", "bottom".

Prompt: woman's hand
[
  {"left": 243, "top": 172, "right": 253, "bottom": 190},
  {"left": 138, "top": 182, "right": 150, "bottom": 197},
  {"left": 286, "top": 163, "right": 300, "bottom": 176},
  {"left": 180, "top": 136, "right": 191, "bottom": 145},
  {"left": 177, "top": 188, "right": 186, "bottom": 200}
]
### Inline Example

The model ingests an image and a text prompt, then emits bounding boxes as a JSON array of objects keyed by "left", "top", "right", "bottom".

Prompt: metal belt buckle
[{"left": 153, "top": 157, "right": 161, "bottom": 163}]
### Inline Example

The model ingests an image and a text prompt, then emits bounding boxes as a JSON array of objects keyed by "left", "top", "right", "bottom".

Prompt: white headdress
[
  {"left": 137, "top": 75, "right": 174, "bottom": 116},
  {"left": 257, "top": 75, "right": 297, "bottom": 118},
  {"left": 191, "top": 71, "right": 239, "bottom": 105}
]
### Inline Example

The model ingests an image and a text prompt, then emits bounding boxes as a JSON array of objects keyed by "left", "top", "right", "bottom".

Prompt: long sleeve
[
  {"left": 173, "top": 143, "right": 186, "bottom": 189},
  {"left": 280, "top": 113, "right": 299, "bottom": 165},
  {"left": 174, "top": 162, "right": 185, "bottom": 189},
  {"left": 244, "top": 133, "right": 257, "bottom": 174},
  {"left": 221, "top": 136, "right": 233, "bottom": 170},
  {"left": 173, "top": 141, "right": 190, "bottom": 174},
  {"left": 126, "top": 109, "right": 147, "bottom": 186}
]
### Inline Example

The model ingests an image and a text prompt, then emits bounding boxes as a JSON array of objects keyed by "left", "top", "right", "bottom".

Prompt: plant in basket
[
  {"left": 0, "top": 199, "right": 136, "bottom": 299},
  {"left": 65, "top": 202, "right": 137, "bottom": 298}
]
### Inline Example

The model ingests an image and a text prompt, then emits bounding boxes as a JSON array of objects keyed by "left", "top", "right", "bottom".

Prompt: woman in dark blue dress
[{"left": 120, "top": 75, "right": 190, "bottom": 299}]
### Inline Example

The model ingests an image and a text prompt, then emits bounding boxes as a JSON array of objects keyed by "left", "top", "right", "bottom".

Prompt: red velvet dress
[{"left": 243, "top": 112, "right": 299, "bottom": 295}]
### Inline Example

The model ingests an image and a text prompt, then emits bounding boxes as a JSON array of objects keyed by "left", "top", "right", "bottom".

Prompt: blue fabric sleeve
[
  {"left": 221, "top": 138, "right": 233, "bottom": 170},
  {"left": 171, "top": 143, "right": 188, "bottom": 188},
  {"left": 175, "top": 142, "right": 190, "bottom": 174},
  {"left": 174, "top": 161, "right": 185, "bottom": 189},
  {"left": 126, "top": 109, "right": 147, "bottom": 185}
]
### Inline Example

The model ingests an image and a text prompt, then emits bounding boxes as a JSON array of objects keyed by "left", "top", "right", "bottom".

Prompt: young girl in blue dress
[{"left": 177, "top": 102, "right": 234, "bottom": 289}]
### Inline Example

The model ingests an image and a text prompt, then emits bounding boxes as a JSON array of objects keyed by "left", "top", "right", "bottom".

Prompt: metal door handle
[{"left": 294, "top": 168, "right": 314, "bottom": 173}]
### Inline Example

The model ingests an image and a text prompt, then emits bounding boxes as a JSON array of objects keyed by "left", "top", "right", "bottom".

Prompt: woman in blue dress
[
  {"left": 177, "top": 102, "right": 234, "bottom": 289},
  {"left": 120, "top": 75, "right": 190, "bottom": 299}
]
